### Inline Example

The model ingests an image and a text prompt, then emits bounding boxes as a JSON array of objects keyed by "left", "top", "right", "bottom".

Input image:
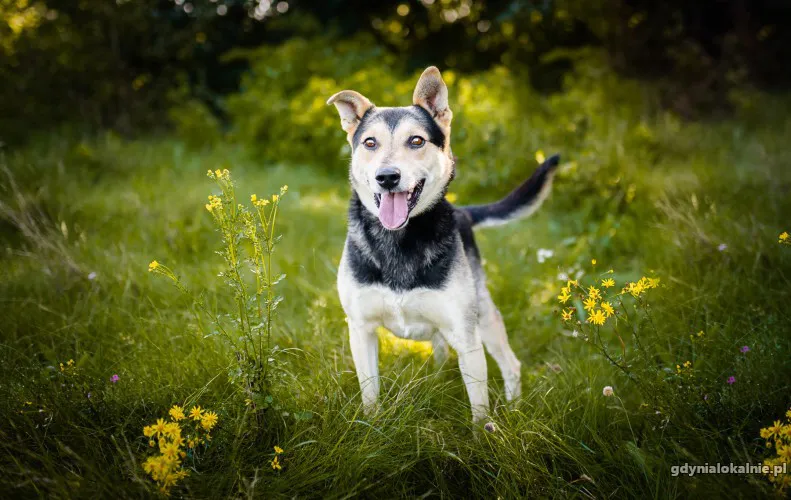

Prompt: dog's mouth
[{"left": 373, "top": 179, "right": 425, "bottom": 230}]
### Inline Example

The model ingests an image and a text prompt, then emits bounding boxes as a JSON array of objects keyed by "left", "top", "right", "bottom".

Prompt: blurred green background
[
  {"left": 3, "top": 0, "right": 791, "bottom": 144},
  {"left": 2, "top": 1, "right": 791, "bottom": 498}
]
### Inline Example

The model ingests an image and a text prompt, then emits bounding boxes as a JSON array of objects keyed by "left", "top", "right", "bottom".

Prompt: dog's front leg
[
  {"left": 348, "top": 320, "right": 380, "bottom": 414},
  {"left": 445, "top": 326, "right": 489, "bottom": 423}
]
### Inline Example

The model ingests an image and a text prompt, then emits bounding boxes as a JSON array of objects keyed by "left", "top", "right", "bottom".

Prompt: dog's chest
[{"left": 345, "top": 284, "right": 455, "bottom": 340}]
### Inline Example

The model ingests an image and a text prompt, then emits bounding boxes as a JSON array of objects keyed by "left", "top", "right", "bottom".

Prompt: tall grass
[{"left": 1, "top": 87, "right": 791, "bottom": 497}]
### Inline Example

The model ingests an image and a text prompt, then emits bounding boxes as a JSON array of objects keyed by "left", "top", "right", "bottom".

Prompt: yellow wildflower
[
  {"left": 587, "top": 309, "right": 606, "bottom": 326},
  {"left": 251, "top": 194, "right": 257, "bottom": 203},
  {"left": 148, "top": 260, "right": 160, "bottom": 272},
  {"left": 557, "top": 291, "right": 571, "bottom": 304},
  {"left": 591, "top": 259, "right": 597, "bottom": 265},
  {"left": 626, "top": 280, "right": 645, "bottom": 297},
  {"left": 274, "top": 445, "right": 284, "bottom": 454},
  {"left": 201, "top": 411, "right": 219, "bottom": 431},
  {"left": 601, "top": 278, "right": 615, "bottom": 288},
  {"left": 567, "top": 279, "right": 579, "bottom": 287},
  {"left": 786, "top": 408, "right": 791, "bottom": 420},
  {"left": 445, "top": 192, "right": 458, "bottom": 203},
  {"left": 163, "top": 422, "right": 181, "bottom": 439},
  {"left": 587, "top": 286, "right": 601, "bottom": 300},
  {"left": 764, "top": 420, "right": 785, "bottom": 440},
  {"left": 169, "top": 405, "right": 185, "bottom": 421},
  {"left": 280, "top": 185, "right": 288, "bottom": 195},
  {"left": 583, "top": 296, "right": 597, "bottom": 312},
  {"left": 271, "top": 455, "right": 282, "bottom": 470},
  {"left": 189, "top": 406, "right": 203, "bottom": 421},
  {"left": 153, "top": 418, "right": 167, "bottom": 437},
  {"left": 780, "top": 231, "right": 790, "bottom": 243},
  {"left": 272, "top": 193, "right": 279, "bottom": 203},
  {"left": 601, "top": 301, "right": 615, "bottom": 317},
  {"left": 561, "top": 308, "right": 573, "bottom": 321},
  {"left": 207, "top": 169, "right": 215, "bottom": 178},
  {"left": 143, "top": 425, "right": 156, "bottom": 437},
  {"left": 697, "top": 330, "right": 705, "bottom": 338},
  {"left": 160, "top": 441, "right": 180, "bottom": 461},
  {"left": 683, "top": 360, "right": 692, "bottom": 369}
]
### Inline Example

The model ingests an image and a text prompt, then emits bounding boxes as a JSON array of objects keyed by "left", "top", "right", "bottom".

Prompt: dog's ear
[
  {"left": 326, "top": 90, "right": 373, "bottom": 137},
  {"left": 413, "top": 66, "right": 452, "bottom": 130}
]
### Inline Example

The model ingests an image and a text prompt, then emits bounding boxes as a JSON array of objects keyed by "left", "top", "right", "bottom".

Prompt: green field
[{"left": 2, "top": 92, "right": 791, "bottom": 497}]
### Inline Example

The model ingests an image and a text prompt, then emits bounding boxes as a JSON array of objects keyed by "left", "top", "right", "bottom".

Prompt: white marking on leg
[{"left": 348, "top": 321, "right": 380, "bottom": 413}]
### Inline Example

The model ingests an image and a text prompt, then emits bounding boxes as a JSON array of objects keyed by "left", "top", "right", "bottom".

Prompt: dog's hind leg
[
  {"left": 478, "top": 291, "right": 522, "bottom": 401},
  {"left": 348, "top": 320, "right": 380, "bottom": 414}
]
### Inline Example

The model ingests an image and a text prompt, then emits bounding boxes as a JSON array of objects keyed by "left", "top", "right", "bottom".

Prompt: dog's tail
[{"left": 459, "top": 154, "right": 560, "bottom": 228}]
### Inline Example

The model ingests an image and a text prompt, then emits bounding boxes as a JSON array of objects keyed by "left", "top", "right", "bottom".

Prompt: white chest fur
[{"left": 337, "top": 244, "right": 478, "bottom": 340}]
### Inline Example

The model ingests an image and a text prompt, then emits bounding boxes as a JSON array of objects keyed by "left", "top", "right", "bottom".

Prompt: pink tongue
[{"left": 378, "top": 192, "right": 409, "bottom": 229}]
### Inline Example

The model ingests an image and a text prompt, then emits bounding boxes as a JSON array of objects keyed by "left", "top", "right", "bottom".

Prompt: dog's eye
[
  {"left": 363, "top": 138, "right": 377, "bottom": 150},
  {"left": 409, "top": 136, "right": 425, "bottom": 148}
]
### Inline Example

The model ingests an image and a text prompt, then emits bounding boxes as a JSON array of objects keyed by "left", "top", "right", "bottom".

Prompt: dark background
[{"left": 2, "top": 0, "right": 790, "bottom": 143}]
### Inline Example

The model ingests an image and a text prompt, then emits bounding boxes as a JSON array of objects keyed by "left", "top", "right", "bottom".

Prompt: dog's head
[{"left": 327, "top": 67, "right": 454, "bottom": 230}]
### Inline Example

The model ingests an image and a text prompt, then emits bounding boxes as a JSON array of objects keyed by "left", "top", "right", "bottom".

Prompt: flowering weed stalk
[
  {"left": 558, "top": 265, "right": 660, "bottom": 385},
  {"left": 149, "top": 169, "right": 289, "bottom": 417}
]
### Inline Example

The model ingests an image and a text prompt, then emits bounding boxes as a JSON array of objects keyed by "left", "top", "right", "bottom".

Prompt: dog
[{"left": 327, "top": 66, "right": 559, "bottom": 423}]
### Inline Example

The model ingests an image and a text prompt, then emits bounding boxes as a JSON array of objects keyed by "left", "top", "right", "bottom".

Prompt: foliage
[
  {"left": 4, "top": 1, "right": 791, "bottom": 143},
  {"left": 1, "top": 54, "right": 791, "bottom": 498}
]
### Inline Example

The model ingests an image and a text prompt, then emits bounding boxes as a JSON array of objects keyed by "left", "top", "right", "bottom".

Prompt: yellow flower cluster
[
  {"left": 59, "top": 359, "right": 75, "bottom": 372},
  {"left": 780, "top": 231, "right": 790, "bottom": 245},
  {"left": 271, "top": 445, "right": 284, "bottom": 471},
  {"left": 206, "top": 168, "right": 230, "bottom": 180},
  {"left": 148, "top": 260, "right": 159, "bottom": 272},
  {"left": 558, "top": 266, "right": 660, "bottom": 327},
  {"left": 142, "top": 404, "right": 219, "bottom": 495},
  {"left": 250, "top": 193, "right": 269, "bottom": 208},
  {"left": 622, "top": 276, "right": 660, "bottom": 298},
  {"left": 675, "top": 360, "right": 693, "bottom": 377},
  {"left": 581, "top": 285, "right": 614, "bottom": 326},
  {"left": 760, "top": 409, "right": 791, "bottom": 492},
  {"left": 205, "top": 195, "right": 222, "bottom": 213},
  {"left": 557, "top": 279, "right": 577, "bottom": 304},
  {"left": 250, "top": 185, "right": 288, "bottom": 208}
]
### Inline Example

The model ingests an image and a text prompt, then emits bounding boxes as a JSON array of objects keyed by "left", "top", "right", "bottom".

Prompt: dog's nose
[{"left": 375, "top": 167, "right": 401, "bottom": 190}]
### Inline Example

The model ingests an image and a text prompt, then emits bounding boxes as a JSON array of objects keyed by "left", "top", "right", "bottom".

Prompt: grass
[{"left": 1, "top": 101, "right": 791, "bottom": 498}]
